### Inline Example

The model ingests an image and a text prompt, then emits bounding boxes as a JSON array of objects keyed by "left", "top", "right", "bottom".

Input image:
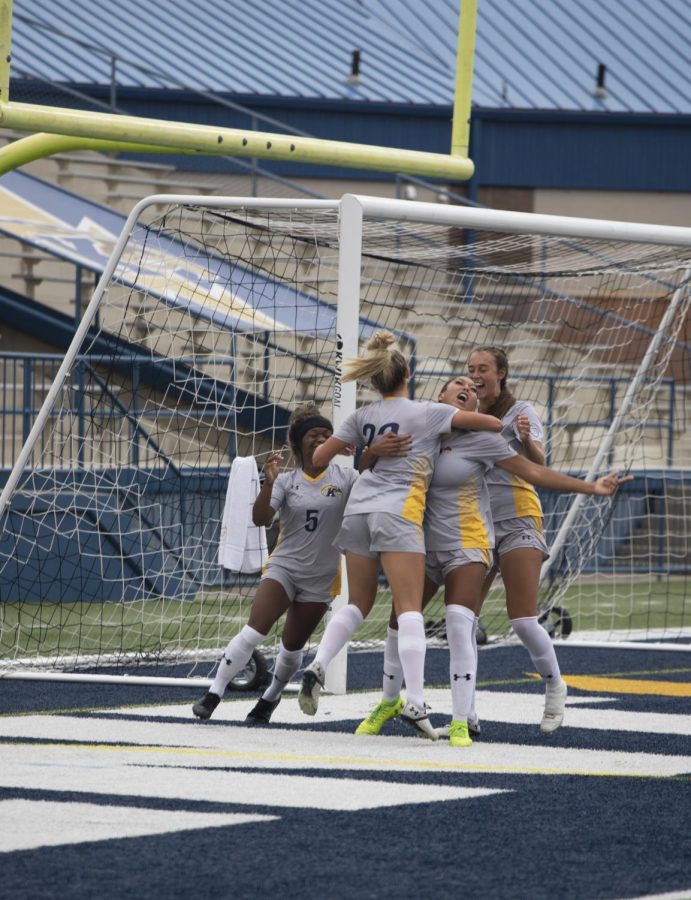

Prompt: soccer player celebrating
[
  {"left": 469, "top": 345, "right": 568, "bottom": 733},
  {"left": 357, "top": 368, "right": 629, "bottom": 744},
  {"left": 192, "top": 404, "right": 357, "bottom": 725},
  {"left": 297, "top": 331, "right": 502, "bottom": 739}
]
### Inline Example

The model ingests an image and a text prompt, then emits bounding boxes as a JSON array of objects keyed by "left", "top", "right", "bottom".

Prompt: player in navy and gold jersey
[
  {"left": 192, "top": 404, "right": 358, "bottom": 725},
  {"left": 298, "top": 331, "right": 502, "bottom": 739}
]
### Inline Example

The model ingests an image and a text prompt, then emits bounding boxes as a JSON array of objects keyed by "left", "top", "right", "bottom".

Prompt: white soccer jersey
[
  {"left": 334, "top": 397, "right": 456, "bottom": 525},
  {"left": 267, "top": 463, "right": 358, "bottom": 590},
  {"left": 485, "top": 400, "right": 544, "bottom": 522},
  {"left": 424, "top": 430, "right": 516, "bottom": 550}
]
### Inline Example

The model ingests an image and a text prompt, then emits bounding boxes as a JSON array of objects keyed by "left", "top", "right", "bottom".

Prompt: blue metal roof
[{"left": 9, "top": 0, "right": 691, "bottom": 113}]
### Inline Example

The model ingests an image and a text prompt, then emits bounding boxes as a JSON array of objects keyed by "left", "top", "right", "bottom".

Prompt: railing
[
  {"left": 0, "top": 349, "right": 329, "bottom": 469},
  {"left": 0, "top": 352, "right": 678, "bottom": 469}
]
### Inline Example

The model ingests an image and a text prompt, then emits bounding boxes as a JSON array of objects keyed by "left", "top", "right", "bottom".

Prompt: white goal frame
[
  {"left": 339, "top": 195, "right": 691, "bottom": 655},
  {"left": 1, "top": 193, "right": 690, "bottom": 689}
]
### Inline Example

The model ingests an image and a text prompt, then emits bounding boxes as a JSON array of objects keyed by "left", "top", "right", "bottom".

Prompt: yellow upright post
[
  {"left": 0, "top": 0, "right": 476, "bottom": 182},
  {"left": 0, "top": 0, "right": 12, "bottom": 103},
  {"left": 451, "top": 0, "right": 478, "bottom": 159}
]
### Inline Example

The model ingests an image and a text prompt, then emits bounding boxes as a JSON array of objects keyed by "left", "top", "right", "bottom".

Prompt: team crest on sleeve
[{"left": 321, "top": 484, "right": 344, "bottom": 497}]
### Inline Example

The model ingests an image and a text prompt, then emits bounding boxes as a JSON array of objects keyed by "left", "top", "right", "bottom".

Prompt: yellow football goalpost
[
  {"left": 0, "top": 0, "right": 477, "bottom": 179},
  {"left": 2, "top": 3, "right": 690, "bottom": 690},
  {"left": 0, "top": 0, "right": 477, "bottom": 691}
]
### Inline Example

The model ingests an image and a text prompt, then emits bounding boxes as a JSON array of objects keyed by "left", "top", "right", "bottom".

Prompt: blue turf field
[{"left": 1, "top": 644, "right": 690, "bottom": 900}]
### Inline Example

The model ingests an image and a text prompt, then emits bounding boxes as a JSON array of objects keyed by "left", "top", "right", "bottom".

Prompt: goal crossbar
[{"left": 1, "top": 193, "right": 689, "bottom": 688}]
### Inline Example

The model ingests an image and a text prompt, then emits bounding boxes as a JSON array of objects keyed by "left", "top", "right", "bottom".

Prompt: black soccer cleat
[
  {"left": 192, "top": 691, "right": 221, "bottom": 720},
  {"left": 298, "top": 661, "right": 325, "bottom": 716},
  {"left": 245, "top": 697, "right": 280, "bottom": 726}
]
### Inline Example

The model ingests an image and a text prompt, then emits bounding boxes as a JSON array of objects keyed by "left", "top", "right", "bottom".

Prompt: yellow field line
[{"left": 526, "top": 673, "right": 691, "bottom": 697}]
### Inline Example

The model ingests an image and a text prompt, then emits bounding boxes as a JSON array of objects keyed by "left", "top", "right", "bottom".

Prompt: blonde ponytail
[{"left": 342, "top": 330, "right": 408, "bottom": 394}]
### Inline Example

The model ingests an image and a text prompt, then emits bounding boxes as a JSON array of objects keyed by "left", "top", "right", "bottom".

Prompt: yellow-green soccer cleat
[
  {"left": 355, "top": 696, "right": 405, "bottom": 735},
  {"left": 448, "top": 720, "right": 473, "bottom": 747}
]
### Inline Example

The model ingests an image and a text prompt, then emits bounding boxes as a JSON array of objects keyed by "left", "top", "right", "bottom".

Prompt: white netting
[{"left": 0, "top": 198, "right": 689, "bottom": 676}]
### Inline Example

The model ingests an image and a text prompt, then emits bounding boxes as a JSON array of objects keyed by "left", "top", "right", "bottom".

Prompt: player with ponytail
[{"left": 297, "top": 331, "right": 501, "bottom": 739}]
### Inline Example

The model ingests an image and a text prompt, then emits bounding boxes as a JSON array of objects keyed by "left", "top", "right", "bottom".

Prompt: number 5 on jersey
[{"left": 305, "top": 509, "right": 319, "bottom": 532}]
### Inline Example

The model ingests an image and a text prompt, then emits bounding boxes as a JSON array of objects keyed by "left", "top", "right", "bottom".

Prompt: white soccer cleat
[
  {"left": 468, "top": 715, "right": 482, "bottom": 736},
  {"left": 399, "top": 700, "right": 439, "bottom": 741},
  {"left": 540, "top": 680, "right": 568, "bottom": 734},
  {"left": 298, "top": 660, "right": 325, "bottom": 716}
]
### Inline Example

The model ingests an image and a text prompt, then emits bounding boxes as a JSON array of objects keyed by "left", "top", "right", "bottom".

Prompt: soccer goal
[{"left": 0, "top": 194, "right": 689, "bottom": 685}]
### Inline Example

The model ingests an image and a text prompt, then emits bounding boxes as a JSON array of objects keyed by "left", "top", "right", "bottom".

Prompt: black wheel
[
  {"left": 228, "top": 649, "right": 269, "bottom": 691},
  {"left": 538, "top": 605, "right": 573, "bottom": 639}
]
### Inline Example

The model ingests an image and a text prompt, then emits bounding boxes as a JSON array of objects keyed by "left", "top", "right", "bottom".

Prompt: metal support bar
[
  {"left": 0, "top": 100, "right": 475, "bottom": 180},
  {"left": 0, "top": 0, "right": 11, "bottom": 103},
  {"left": 540, "top": 270, "right": 690, "bottom": 583},
  {"left": 451, "top": 0, "right": 478, "bottom": 158}
]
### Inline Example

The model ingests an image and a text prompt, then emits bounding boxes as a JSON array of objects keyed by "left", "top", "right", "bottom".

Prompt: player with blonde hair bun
[
  {"left": 356, "top": 373, "right": 630, "bottom": 746},
  {"left": 297, "top": 331, "right": 502, "bottom": 739}
]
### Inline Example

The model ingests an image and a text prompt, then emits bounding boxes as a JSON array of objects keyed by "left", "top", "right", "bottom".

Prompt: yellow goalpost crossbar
[{"left": 0, "top": 0, "right": 477, "bottom": 181}]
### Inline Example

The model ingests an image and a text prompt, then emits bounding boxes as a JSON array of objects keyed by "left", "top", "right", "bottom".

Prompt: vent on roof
[
  {"left": 594, "top": 63, "right": 607, "bottom": 99},
  {"left": 346, "top": 49, "right": 361, "bottom": 85}
]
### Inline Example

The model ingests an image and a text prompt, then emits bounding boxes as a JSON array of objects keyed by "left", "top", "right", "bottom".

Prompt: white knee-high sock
[
  {"left": 397, "top": 611, "right": 426, "bottom": 709},
  {"left": 262, "top": 642, "right": 303, "bottom": 702},
  {"left": 210, "top": 624, "right": 266, "bottom": 696},
  {"left": 446, "top": 604, "right": 477, "bottom": 722},
  {"left": 382, "top": 626, "right": 404, "bottom": 701},
  {"left": 511, "top": 616, "right": 563, "bottom": 685},
  {"left": 313, "top": 605, "right": 364, "bottom": 670},
  {"left": 468, "top": 615, "right": 480, "bottom": 722}
]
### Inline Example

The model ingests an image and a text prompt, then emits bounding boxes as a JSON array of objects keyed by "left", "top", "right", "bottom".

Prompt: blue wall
[
  {"left": 19, "top": 81, "right": 691, "bottom": 191},
  {"left": 0, "top": 470, "right": 687, "bottom": 604}
]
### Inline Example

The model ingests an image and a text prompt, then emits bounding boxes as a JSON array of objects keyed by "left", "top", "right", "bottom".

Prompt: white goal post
[{"left": 0, "top": 193, "right": 689, "bottom": 686}]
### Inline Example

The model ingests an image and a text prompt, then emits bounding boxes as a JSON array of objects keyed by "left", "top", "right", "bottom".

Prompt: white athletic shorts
[
  {"left": 335, "top": 512, "right": 425, "bottom": 558},
  {"left": 425, "top": 548, "right": 492, "bottom": 586},
  {"left": 493, "top": 515, "right": 549, "bottom": 563},
  {"left": 261, "top": 563, "right": 335, "bottom": 605}
]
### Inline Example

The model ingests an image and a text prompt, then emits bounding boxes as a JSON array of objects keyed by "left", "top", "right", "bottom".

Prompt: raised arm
[
  {"left": 252, "top": 451, "right": 284, "bottom": 526},
  {"left": 497, "top": 455, "right": 632, "bottom": 496},
  {"left": 515, "top": 413, "right": 545, "bottom": 466},
  {"left": 451, "top": 409, "right": 502, "bottom": 432}
]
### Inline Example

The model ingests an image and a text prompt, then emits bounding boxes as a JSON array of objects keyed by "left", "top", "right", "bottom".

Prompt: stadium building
[{"left": 0, "top": 1, "right": 688, "bottom": 648}]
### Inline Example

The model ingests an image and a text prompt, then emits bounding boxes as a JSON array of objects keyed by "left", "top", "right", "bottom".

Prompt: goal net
[{"left": 0, "top": 194, "right": 689, "bottom": 681}]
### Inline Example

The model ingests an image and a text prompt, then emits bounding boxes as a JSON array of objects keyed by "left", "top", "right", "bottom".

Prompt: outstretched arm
[
  {"left": 451, "top": 409, "right": 502, "bottom": 432},
  {"left": 252, "top": 451, "right": 284, "bottom": 525},
  {"left": 497, "top": 455, "right": 632, "bottom": 495}
]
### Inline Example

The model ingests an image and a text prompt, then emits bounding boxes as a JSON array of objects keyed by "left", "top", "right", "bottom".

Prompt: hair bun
[{"left": 366, "top": 330, "right": 396, "bottom": 352}]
